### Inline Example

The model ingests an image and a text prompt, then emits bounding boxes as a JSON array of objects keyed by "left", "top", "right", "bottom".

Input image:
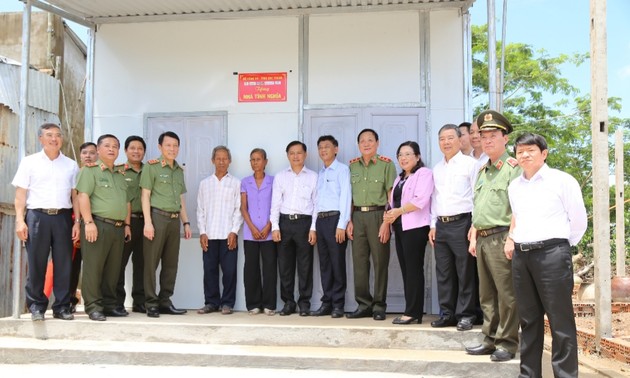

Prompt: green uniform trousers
[
  {"left": 351, "top": 210, "right": 390, "bottom": 313},
  {"left": 81, "top": 219, "right": 124, "bottom": 315},
  {"left": 476, "top": 230, "right": 519, "bottom": 354},
  {"left": 143, "top": 211, "right": 181, "bottom": 308}
]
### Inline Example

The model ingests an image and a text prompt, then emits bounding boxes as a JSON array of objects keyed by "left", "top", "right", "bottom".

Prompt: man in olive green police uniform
[
  {"left": 346, "top": 128, "right": 396, "bottom": 321},
  {"left": 115, "top": 136, "right": 147, "bottom": 314},
  {"left": 140, "top": 131, "right": 192, "bottom": 318},
  {"left": 76, "top": 134, "right": 131, "bottom": 321},
  {"left": 466, "top": 110, "right": 522, "bottom": 362}
]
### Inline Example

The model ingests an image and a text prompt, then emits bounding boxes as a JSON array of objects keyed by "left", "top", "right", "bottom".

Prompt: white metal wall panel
[{"left": 308, "top": 12, "right": 422, "bottom": 105}]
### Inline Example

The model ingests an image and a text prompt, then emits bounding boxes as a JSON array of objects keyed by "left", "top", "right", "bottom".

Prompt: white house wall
[
  {"left": 92, "top": 9, "right": 468, "bottom": 311},
  {"left": 308, "top": 12, "right": 421, "bottom": 105},
  {"left": 428, "top": 9, "right": 465, "bottom": 165},
  {"left": 94, "top": 17, "right": 299, "bottom": 175}
]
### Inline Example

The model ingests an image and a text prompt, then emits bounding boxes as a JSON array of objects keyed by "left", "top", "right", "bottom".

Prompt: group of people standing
[{"left": 13, "top": 108, "right": 588, "bottom": 378}]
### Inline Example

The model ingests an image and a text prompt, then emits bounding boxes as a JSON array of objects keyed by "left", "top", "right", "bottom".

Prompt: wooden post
[
  {"left": 590, "top": 0, "right": 612, "bottom": 343},
  {"left": 615, "top": 129, "right": 625, "bottom": 277}
]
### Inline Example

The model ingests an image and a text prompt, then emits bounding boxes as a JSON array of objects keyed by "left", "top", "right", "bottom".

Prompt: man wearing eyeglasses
[
  {"left": 429, "top": 124, "right": 479, "bottom": 331},
  {"left": 12, "top": 123, "right": 80, "bottom": 321}
]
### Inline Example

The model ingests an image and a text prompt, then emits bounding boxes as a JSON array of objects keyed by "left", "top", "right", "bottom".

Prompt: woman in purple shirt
[
  {"left": 240, "top": 148, "right": 277, "bottom": 315},
  {"left": 383, "top": 141, "right": 434, "bottom": 324}
]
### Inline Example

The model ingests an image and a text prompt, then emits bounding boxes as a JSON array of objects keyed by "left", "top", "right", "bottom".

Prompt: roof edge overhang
[{"left": 26, "top": 0, "right": 475, "bottom": 27}]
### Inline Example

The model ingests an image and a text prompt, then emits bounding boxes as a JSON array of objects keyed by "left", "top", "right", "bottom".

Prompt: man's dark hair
[
  {"left": 357, "top": 128, "right": 379, "bottom": 143},
  {"left": 317, "top": 135, "right": 339, "bottom": 147},
  {"left": 97, "top": 134, "right": 120, "bottom": 146},
  {"left": 79, "top": 142, "right": 96, "bottom": 151},
  {"left": 125, "top": 135, "right": 146, "bottom": 151},
  {"left": 286, "top": 140, "right": 307, "bottom": 153},
  {"left": 438, "top": 124, "right": 462, "bottom": 137},
  {"left": 158, "top": 131, "right": 180, "bottom": 146},
  {"left": 513, "top": 132, "right": 548, "bottom": 154},
  {"left": 458, "top": 122, "right": 472, "bottom": 133}
]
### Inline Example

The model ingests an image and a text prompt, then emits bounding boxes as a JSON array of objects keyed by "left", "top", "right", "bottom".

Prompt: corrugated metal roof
[
  {"left": 38, "top": 0, "right": 474, "bottom": 24},
  {"left": 0, "top": 57, "right": 60, "bottom": 114}
]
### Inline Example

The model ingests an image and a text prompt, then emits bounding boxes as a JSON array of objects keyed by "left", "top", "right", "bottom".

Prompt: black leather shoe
[
  {"left": 53, "top": 309, "right": 74, "bottom": 320},
  {"left": 456, "top": 317, "right": 474, "bottom": 331},
  {"left": 431, "top": 316, "right": 457, "bottom": 328},
  {"left": 392, "top": 316, "right": 418, "bottom": 325},
  {"left": 159, "top": 305, "right": 187, "bottom": 315},
  {"left": 88, "top": 311, "right": 106, "bottom": 321},
  {"left": 490, "top": 349, "right": 515, "bottom": 362},
  {"left": 310, "top": 305, "right": 332, "bottom": 316},
  {"left": 331, "top": 308, "right": 344, "bottom": 318},
  {"left": 104, "top": 307, "right": 129, "bottom": 317},
  {"left": 31, "top": 311, "right": 45, "bottom": 321},
  {"left": 372, "top": 311, "right": 386, "bottom": 321},
  {"left": 69, "top": 303, "right": 77, "bottom": 314},
  {"left": 465, "top": 344, "right": 496, "bottom": 355},
  {"left": 279, "top": 303, "right": 296, "bottom": 316},
  {"left": 346, "top": 307, "right": 372, "bottom": 319},
  {"left": 299, "top": 309, "right": 310, "bottom": 317},
  {"left": 132, "top": 304, "right": 146, "bottom": 313},
  {"left": 147, "top": 306, "right": 160, "bottom": 318}
]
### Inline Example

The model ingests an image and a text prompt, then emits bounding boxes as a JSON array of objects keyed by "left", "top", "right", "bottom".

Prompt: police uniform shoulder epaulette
[
  {"left": 506, "top": 157, "right": 518, "bottom": 168},
  {"left": 378, "top": 155, "right": 392, "bottom": 163},
  {"left": 349, "top": 157, "right": 361, "bottom": 164},
  {"left": 148, "top": 159, "right": 160, "bottom": 165},
  {"left": 478, "top": 162, "right": 489, "bottom": 172},
  {"left": 114, "top": 163, "right": 126, "bottom": 170}
]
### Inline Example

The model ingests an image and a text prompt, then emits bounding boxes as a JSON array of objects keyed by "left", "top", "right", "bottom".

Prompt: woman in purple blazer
[{"left": 383, "top": 141, "right": 433, "bottom": 324}]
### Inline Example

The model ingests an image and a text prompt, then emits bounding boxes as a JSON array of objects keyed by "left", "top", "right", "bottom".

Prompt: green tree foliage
[{"left": 472, "top": 25, "right": 629, "bottom": 269}]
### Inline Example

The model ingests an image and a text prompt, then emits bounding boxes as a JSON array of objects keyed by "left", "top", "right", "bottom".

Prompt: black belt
[
  {"left": 280, "top": 213, "right": 312, "bottom": 220},
  {"left": 318, "top": 211, "right": 340, "bottom": 219},
  {"left": 131, "top": 212, "right": 144, "bottom": 219},
  {"left": 477, "top": 226, "right": 509, "bottom": 238},
  {"left": 437, "top": 212, "right": 470, "bottom": 223},
  {"left": 92, "top": 215, "right": 125, "bottom": 227},
  {"left": 32, "top": 208, "right": 71, "bottom": 215},
  {"left": 151, "top": 207, "right": 180, "bottom": 219},
  {"left": 515, "top": 238, "right": 568, "bottom": 252},
  {"left": 353, "top": 206, "right": 385, "bottom": 212}
]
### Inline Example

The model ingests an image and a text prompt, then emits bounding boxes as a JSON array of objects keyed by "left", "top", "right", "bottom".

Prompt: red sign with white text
[{"left": 238, "top": 72, "right": 287, "bottom": 102}]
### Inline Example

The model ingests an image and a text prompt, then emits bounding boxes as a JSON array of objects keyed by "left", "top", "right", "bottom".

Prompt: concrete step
[{"left": 0, "top": 311, "right": 520, "bottom": 377}]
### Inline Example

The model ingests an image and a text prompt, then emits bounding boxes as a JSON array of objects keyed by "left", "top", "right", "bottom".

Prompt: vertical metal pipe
[
  {"left": 84, "top": 25, "right": 95, "bottom": 142},
  {"left": 487, "top": 0, "right": 497, "bottom": 110},
  {"left": 590, "top": 0, "right": 612, "bottom": 343},
  {"left": 498, "top": 0, "right": 508, "bottom": 112},
  {"left": 14, "top": 0, "right": 32, "bottom": 319},
  {"left": 615, "top": 129, "right": 625, "bottom": 277},
  {"left": 462, "top": 8, "right": 472, "bottom": 120}
]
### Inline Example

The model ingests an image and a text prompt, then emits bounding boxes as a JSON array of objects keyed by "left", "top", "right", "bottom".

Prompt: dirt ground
[{"left": 574, "top": 312, "right": 630, "bottom": 339}]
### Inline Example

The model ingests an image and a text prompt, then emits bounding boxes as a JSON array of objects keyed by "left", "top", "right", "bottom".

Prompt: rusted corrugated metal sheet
[
  {"left": 0, "top": 56, "right": 60, "bottom": 114},
  {"left": 0, "top": 210, "right": 27, "bottom": 318},
  {"left": 0, "top": 59, "right": 61, "bottom": 206}
]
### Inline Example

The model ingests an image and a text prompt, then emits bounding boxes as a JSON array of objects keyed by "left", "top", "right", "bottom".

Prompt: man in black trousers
[{"left": 428, "top": 124, "right": 479, "bottom": 331}]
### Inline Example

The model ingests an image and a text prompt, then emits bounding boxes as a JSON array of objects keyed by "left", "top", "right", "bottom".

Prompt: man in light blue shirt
[{"left": 311, "top": 135, "right": 351, "bottom": 318}]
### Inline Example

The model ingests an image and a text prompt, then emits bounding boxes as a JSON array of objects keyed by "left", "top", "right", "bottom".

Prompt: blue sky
[
  {"left": 2, "top": 0, "right": 629, "bottom": 119},
  {"left": 469, "top": 0, "right": 630, "bottom": 119}
]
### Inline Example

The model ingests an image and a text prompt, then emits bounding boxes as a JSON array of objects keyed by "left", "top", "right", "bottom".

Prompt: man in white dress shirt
[
  {"left": 270, "top": 141, "right": 318, "bottom": 316},
  {"left": 12, "top": 123, "right": 80, "bottom": 321},
  {"left": 429, "top": 124, "right": 479, "bottom": 331},
  {"left": 507, "top": 133, "right": 587, "bottom": 378},
  {"left": 196, "top": 146, "right": 243, "bottom": 315}
]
